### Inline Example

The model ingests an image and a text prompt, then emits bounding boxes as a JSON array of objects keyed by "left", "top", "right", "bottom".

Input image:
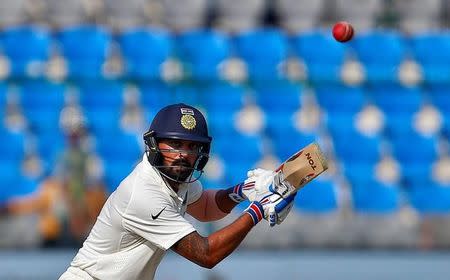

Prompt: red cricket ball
[{"left": 332, "top": 21, "right": 354, "bottom": 43}]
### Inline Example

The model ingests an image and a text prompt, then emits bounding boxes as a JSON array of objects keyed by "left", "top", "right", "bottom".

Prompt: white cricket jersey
[{"left": 66, "top": 155, "right": 203, "bottom": 280}]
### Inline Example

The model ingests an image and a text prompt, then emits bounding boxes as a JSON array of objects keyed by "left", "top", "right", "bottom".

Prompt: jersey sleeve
[
  {"left": 187, "top": 180, "right": 203, "bottom": 205},
  {"left": 122, "top": 186, "right": 196, "bottom": 250}
]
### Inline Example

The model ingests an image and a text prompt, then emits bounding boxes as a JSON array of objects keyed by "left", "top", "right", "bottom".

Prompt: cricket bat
[{"left": 272, "top": 142, "right": 328, "bottom": 198}]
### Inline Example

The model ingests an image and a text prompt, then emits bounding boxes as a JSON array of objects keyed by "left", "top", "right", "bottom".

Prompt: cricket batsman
[{"left": 59, "top": 103, "right": 298, "bottom": 280}]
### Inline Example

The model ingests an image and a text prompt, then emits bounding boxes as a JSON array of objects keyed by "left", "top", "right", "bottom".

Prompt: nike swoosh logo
[{"left": 151, "top": 207, "right": 166, "bottom": 220}]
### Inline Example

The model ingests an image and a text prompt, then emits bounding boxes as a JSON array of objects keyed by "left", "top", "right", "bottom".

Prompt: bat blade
[{"left": 273, "top": 142, "right": 328, "bottom": 197}]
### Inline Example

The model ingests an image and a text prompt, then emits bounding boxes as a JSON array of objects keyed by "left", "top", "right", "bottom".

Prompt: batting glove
[
  {"left": 228, "top": 168, "right": 277, "bottom": 203},
  {"left": 245, "top": 191, "right": 297, "bottom": 227}
]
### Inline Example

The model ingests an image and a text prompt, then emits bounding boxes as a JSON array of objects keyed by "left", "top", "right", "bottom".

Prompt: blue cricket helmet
[{"left": 143, "top": 103, "right": 212, "bottom": 171}]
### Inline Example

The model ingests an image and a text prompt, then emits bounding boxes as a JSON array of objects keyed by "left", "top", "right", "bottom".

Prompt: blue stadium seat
[
  {"left": 118, "top": 28, "right": 172, "bottom": 80},
  {"left": 19, "top": 80, "right": 66, "bottom": 133},
  {"left": 0, "top": 159, "right": 22, "bottom": 184},
  {"left": 35, "top": 130, "right": 66, "bottom": 167},
  {"left": 326, "top": 112, "right": 356, "bottom": 137},
  {"left": 351, "top": 30, "right": 406, "bottom": 84},
  {"left": 399, "top": 161, "right": 433, "bottom": 189},
  {"left": 314, "top": 84, "right": 366, "bottom": 115},
  {"left": 0, "top": 130, "right": 25, "bottom": 161},
  {"left": 410, "top": 32, "right": 450, "bottom": 85},
  {"left": 78, "top": 79, "right": 125, "bottom": 111},
  {"left": 332, "top": 129, "right": 382, "bottom": 164},
  {"left": 57, "top": 25, "right": 111, "bottom": 80},
  {"left": 95, "top": 130, "right": 142, "bottom": 162},
  {"left": 369, "top": 84, "right": 423, "bottom": 116},
  {"left": 0, "top": 25, "right": 51, "bottom": 79},
  {"left": 138, "top": 81, "right": 173, "bottom": 113},
  {"left": 172, "top": 83, "right": 201, "bottom": 106},
  {"left": 207, "top": 110, "right": 241, "bottom": 138},
  {"left": 342, "top": 162, "right": 377, "bottom": 187},
  {"left": 253, "top": 80, "right": 302, "bottom": 114},
  {"left": 176, "top": 29, "right": 230, "bottom": 81},
  {"left": 0, "top": 175, "right": 39, "bottom": 205},
  {"left": 351, "top": 181, "right": 400, "bottom": 214},
  {"left": 221, "top": 161, "right": 254, "bottom": 187},
  {"left": 382, "top": 113, "right": 416, "bottom": 139},
  {"left": 214, "top": 134, "right": 262, "bottom": 173},
  {"left": 202, "top": 81, "right": 245, "bottom": 114},
  {"left": 102, "top": 159, "right": 137, "bottom": 193},
  {"left": 233, "top": 28, "right": 288, "bottom": 81},
  {"left": 409, "top": 182, "right": 450, "bottom": 214},
  {"left": 268, "top": 117, "right": 318, "bottom": 161},
  {"left": 290, "top": 30, "right": 347, "bottom": 84},
  {"left": 294, "top": 179, "right": 338, "bottom": 213},
  {"left": 83, "top": 109, "right": 122, "bottom": 137},
  {"left": 390, "top": 133, "right": 438, "bottom": 165},
  {"left": 427, "top": 85, "right": 450, "bottom": 115},
  {"left": 0, "top": 83, "right": 7, "bottom": 112}
]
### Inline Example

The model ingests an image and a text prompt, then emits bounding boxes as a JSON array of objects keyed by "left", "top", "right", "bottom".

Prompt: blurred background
[{"left": 0, "top": 0, "right": 450, "bottom": 279}]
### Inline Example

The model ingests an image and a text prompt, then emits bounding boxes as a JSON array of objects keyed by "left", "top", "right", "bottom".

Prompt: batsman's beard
[{"left": 159, "top": 159, "right": 194, "bottom": 182}]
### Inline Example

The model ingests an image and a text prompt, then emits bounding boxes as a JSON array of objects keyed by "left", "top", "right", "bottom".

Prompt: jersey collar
[{"left": 140, "top": 154, "right": 188, "bottom": 204}]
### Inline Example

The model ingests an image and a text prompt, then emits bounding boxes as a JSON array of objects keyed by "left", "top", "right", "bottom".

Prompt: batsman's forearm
[
  {"left": 215, "top": 188, "right": 239, "bottom": 213},
  {"left": 206, "top": 214, "right": 254, "bottom": 266}
]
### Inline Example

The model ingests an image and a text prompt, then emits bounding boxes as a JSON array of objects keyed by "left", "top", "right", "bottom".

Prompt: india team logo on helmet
[{"left": 180, "top": 108, "right": 196, "bottom": 130}]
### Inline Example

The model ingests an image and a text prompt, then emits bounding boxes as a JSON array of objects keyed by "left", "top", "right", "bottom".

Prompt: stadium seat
[
  {"left": 0, "top": 130, "right": 26, "bottom": 162},
  {"left": 351, "top": 30, "right": 406, "bottom": 84},
  {"left": 171, "top": 83, "right": 201, "bottom": 107},
  {"left": 343, "top": 162, "right": 378, "bottom": 187},
  {"left": 410, "top": 32, "right": 450, "bottom": 85},
  {"left": 274, "top": 0, "right": 325, "bottom": 32},
  {"left": 369, "top": 84, "right": 423, "bottom": 116},
  {"left": 294, "top": 179, "right": 338, "bottom": 213},
  {"left": 214, "top": 133, "right": 263, "bottom": 175},
  {"left": 389, "top": 132, "right": 438, "bottom": 187},
  {"left": 0, "top": 160, "right": 22, "bottom": 184},
  {"left": 77, "top": 79, "right": 125, "bottom": 111},
  {"left": 290, "top": 30, "right": 347, "bottom": 84},
  {"left": 409, "top": 182, "right": 450, "bottom": 214},
  {"left": 0, "top": 26, "right": 51, "bottom": 79},
  {"left": 253, "top": 79, "right": 302, "bottom": 113},
  {"left": 35, "top": 130, "right": 66, "bottom": 167},
  {"left": 83, "top": 109, "right": 122, "bottom": 137},
  {"left": 176, "top": 29, "right": 230, "bottom": 81},
  {"left": 95, "top": 130, "right": 142, "bottom": 163},
  {"left": 202, "top": 81, "right": 245, "bottom": 114},
  {"left": 391, "top": 133, "right": 438, "bottom": 164},
  {"left": 19, "top": 80, "right": 66, "bottom": 133},
  {"left": 351, "top": 181, "right": 400, "bottom": 214},
  {"left": 118, "top": 28, "right": 172, "bottom": 81},
  {"left": 427, "top": 85, "right": 450, "bottom": 115},
  {"left": 0, "top": 83, "right": 9, "bottom": 115},
  {"left": 314, "top": 84, "right": 366, "bottom": 115},
  {"left": 233, "top": 29, "right": 288, "bottom": 81},
  {"left": 268, "top": 116, "right": 318, "bottom": 161},
  {"left": 56, "top": 25, "right": 112, "bottom": 80},
  {"left": 102, "top": 159, "right": 138, "bottom": 193},
  {"left": 331, "top": 128, "right": 382, "bottom": 164},
  {"left": 138, "top": 81, "right": 173, "bottom": 113}
]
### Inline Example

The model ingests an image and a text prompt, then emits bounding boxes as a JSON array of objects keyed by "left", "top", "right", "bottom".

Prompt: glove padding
[
  {"left": 242, "top": 168, "right": 277, "bottom": 201},
  {"left": 228, "top": 168, "right": 275, "bottom": 203},
  {"left": 245, "top": 191, "right": 297, "bottom": 227}
]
